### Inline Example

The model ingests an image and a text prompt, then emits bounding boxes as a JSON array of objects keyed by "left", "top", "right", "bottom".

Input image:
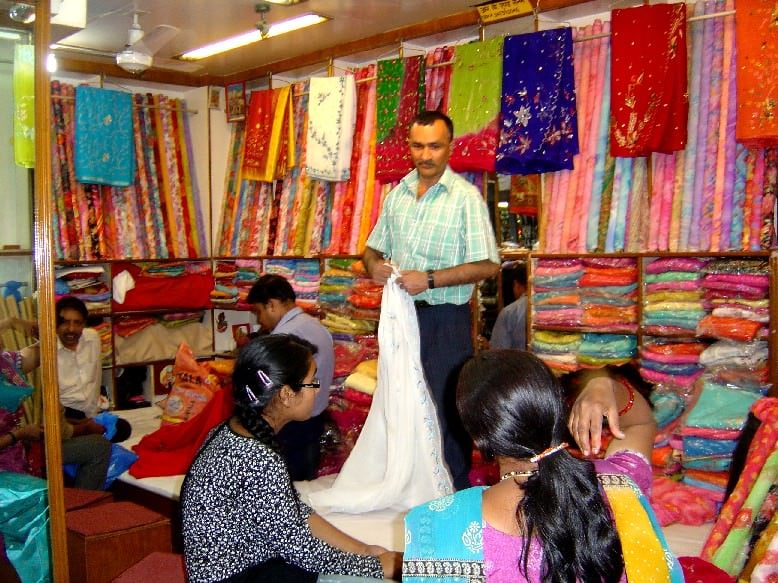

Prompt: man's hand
[
  {"left": 369, "top": 261, "right": 393, "bottom": 285},
  {"left": 398, "top": 270, "right": 428, "bottom": 295},
  {"left": 70, "top": 418, "right": 106, "bottom": 437}
]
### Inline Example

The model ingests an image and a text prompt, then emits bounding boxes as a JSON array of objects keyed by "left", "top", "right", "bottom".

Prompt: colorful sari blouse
[{"left": 403, "top": 451, "right": 683, "bottom": 582}]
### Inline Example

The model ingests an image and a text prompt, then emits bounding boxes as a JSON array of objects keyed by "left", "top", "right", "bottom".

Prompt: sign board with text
[{"left": 476, "top": 0, "right": 534, "bottom": 24}]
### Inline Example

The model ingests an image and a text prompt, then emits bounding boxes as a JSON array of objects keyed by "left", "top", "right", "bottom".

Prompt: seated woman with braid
[
  {"left": 181, "top": 334, "right": 400, "bottom": 583},
  {"left": 403, "top": 350, "right": 682, "bottom": 583}
]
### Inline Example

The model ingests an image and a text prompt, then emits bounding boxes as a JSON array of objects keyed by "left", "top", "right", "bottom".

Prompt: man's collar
[{"left": 401, "top": 166, "right": 455, "bottom": 197}]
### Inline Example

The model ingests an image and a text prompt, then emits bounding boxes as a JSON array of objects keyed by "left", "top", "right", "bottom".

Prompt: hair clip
[
  {"left": 244, "top": 385, "right": 260, "bottom": 403},
  {"left": 530, "top": 442, "right": 569, "bottom": 463},
  {"left": 256, "top": 369, "right": 273, "bottom": 388}
]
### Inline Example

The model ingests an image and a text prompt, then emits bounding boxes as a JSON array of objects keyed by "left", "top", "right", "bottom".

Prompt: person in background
[
  {"left": 181, "top": 334, "right": 400, "bottom": 582},
  {"left": 363, "top": 110, "right": 500, "bottom": 490},
  {"left": 0, "top": 317, "right": 110, "bottom": 490},
  {"left": 55, "top": 296, "right": 103, "bottom": 419},
  {"left": 403, "top": 350, "right": 681, "bottom": 582},
  {"left": 247, "top": 274, "right": 335, "bottom": 481},
  {"left": 489, "top": 261, "right": 528, "bottom": 350}
]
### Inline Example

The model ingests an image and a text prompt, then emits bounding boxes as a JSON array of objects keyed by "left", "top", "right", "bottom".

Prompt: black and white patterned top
[{"left": 181, "top": 422, "right": 383, "bottom": 582}]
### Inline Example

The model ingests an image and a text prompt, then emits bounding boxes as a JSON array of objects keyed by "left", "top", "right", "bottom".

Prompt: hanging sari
[
  {"left": 448, "top": 37, "right": 502, "bottom": 173},
  {"left": 496, "top": 28, "right": 578, "bottom": 175},
  {"left": 610, "top": 3, "right": 688, "bottom": 157},
  {"left": 74, "top": 86, "right": 135, "bottom": 187},
  {"left": 735, "top": 0, "right": 778, "bottom": 147},
  {"left": 242, "top": 87, "right": 294, "bottom": 182},
  {"left": 306, "top": 76, "right": 357, "bottom": 182},
  {"left": 374, "top": 56, "right": 423, "bottom": 183}
]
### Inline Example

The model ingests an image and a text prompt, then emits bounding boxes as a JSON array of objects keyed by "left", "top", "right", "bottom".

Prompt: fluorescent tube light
[{"left": 180, "top": 13, "right": 328, "bottom": 61}]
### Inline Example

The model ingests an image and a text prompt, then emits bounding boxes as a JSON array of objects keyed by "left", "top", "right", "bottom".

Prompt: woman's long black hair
[
  {"left": 457, "top": 350, "right": 624, "bottom": 583},
  {"left": 232, "top": 333, "right": 317, "bottom": 452}
]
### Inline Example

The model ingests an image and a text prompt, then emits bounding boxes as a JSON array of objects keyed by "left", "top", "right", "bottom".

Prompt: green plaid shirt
[{"left": 366, "top": 167, "right": 499, "bottom": 305}]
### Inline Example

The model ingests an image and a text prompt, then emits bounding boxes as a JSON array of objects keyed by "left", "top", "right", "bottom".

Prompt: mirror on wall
[
  {"left": 0, "top": 15, "right": 56, "bottom": 583},
  {"left": 495, "top": 173, "right": 539, "bottom": 252}
]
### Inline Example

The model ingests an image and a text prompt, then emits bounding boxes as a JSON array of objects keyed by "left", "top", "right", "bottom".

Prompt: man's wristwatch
[{"left": 426, "top": 269, "right": 435, "bottom": 290}]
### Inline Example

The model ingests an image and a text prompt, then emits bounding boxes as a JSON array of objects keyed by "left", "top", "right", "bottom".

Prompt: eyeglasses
[{"left": 297, "top": 378, "right": 320, "bottom": 390}]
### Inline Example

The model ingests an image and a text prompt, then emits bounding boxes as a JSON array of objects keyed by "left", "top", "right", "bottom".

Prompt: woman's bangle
[
  {"left": 618, "top": 382, "right": 635, "bottom": 416},
  {"left": 6, "top": 431, "right": 18, "bottom": 445}
]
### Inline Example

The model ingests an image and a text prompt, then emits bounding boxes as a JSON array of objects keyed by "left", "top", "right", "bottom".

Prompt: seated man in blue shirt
[
  {"left": 247, "top": 275, "right": 335, "bottom": 481},
  {"left": 490, "top": 261, "right": 528, "bottom": 350}
]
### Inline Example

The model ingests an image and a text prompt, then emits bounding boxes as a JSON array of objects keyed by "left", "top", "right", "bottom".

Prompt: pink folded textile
[
  {"left": 640, "top": 367, "right": 704, "bottom": 387},
  {"left": 646, "top": 257, "right": 710, "bottom": 273},
  {"left": 650, "top": 476, "right": 719, "bottom": 526}
]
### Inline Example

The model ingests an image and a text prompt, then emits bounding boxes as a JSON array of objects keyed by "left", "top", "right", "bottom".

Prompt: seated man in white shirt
[{"left": 55, "top": 296, "right": 103, "bottom": 420}]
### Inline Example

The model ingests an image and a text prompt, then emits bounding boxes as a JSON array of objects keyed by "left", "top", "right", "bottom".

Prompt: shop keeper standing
[{"left": 363, "top": 110, "right": 500, "bottom": 490}]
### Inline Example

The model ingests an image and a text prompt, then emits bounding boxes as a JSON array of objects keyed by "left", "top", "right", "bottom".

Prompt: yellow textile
[
  {"left": 601, "top": 474, "right": 672, "bottom": 583},
  {"left": 354, "top": 359, "right": 378, "bottom": 378},
  {"left": 344, "top": 371, "right": 377, "bottom": 395},
  {"left": 13, "top": 44, "right": 34, "bottom": 168}
]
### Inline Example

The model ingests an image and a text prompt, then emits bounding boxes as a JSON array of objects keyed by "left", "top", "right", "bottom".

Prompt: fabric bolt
[
  {"left": 374, "top": 57, "right": 422, "bottom": 184},
  {"left": 496, "top": 28, "right": 578, "bottom": 175},
  {"left": 699, "top": 1, "right": 726, "bottom": 251},
  {"left": 610, "top": 3, "right": 688, "bottom": 156},
  {"left": 711, "top": 452, "right": 778, "bottom": 575},
  {"left": 735, "top": 0, "right": 778, "bottom": 146},
  {"left": 74, "top": 86, "right": 134, "bottom": 187},
  {"left": 304, "top": 76, "right": 357, "bottom": 183},
  {"left": 587, "top": 26, "right": 613, "bottom": 252},
  {"left": 447, "top": 37, "right": 503, "bottom": 173}
]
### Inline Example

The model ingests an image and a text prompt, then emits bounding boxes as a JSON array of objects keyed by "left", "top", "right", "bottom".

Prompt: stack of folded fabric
[
  {"left": 211, "top": 261, "right": 239, "bottom": 307},
  {"left": 680, "top": 374, "right": 763, "bottom": 501},
  {"left": 321, "top": 261, "right": 379, "bottom": 336},
  {"left": 265, "top": 258, "right": 321, "bottom": 314},
  {"left": 643, "top": 257, "right": 709, "bottom": 335},
  {"left": 699, "top": 339, "right": 771, "bottom": 395},
  {"left": 211, "top": 260, "right": 263, "bottom": 308},
  {"left": 531, "top": 330, "right": 582, "bottom": 373},
  {"left": 697, "top": 259, "right": 770, "bottom": 343},
  {"left": 640, "top": 339, "right": 707, "bottom": 388},
  {"left": 578, "top": 258, "right": 638, "bottom": 332},
  {"left": 532, "top": 258, "right": 585, "bottom": 328},
  {"left": 576, "top": 333, "right": 636, "bottom": 367},
  {"left": 55, "top": 265, "right": 111, "bottom": 312},
  {"left": 319, "top": 258, "right": 359, "bottom": 316}
]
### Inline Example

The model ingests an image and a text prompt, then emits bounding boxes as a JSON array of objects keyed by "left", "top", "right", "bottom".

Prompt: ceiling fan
[
  {"left": 114, "top": 12, "right": 179, "bottom": 74},
  {"left": 52, "top": 11, "right": 202, "bottom": 75}
]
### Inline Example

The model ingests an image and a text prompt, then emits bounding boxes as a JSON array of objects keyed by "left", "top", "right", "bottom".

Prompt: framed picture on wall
[
  {"left": 226, "top": 82, "right": 246, "bottom": 122},
  {"left": 208, "top": 86, "right": 221, "bottom": 110}
]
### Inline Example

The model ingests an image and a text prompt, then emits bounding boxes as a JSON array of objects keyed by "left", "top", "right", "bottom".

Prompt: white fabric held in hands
[{"left": 306, "top": 270, "right": 453, "bottom": 512}]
